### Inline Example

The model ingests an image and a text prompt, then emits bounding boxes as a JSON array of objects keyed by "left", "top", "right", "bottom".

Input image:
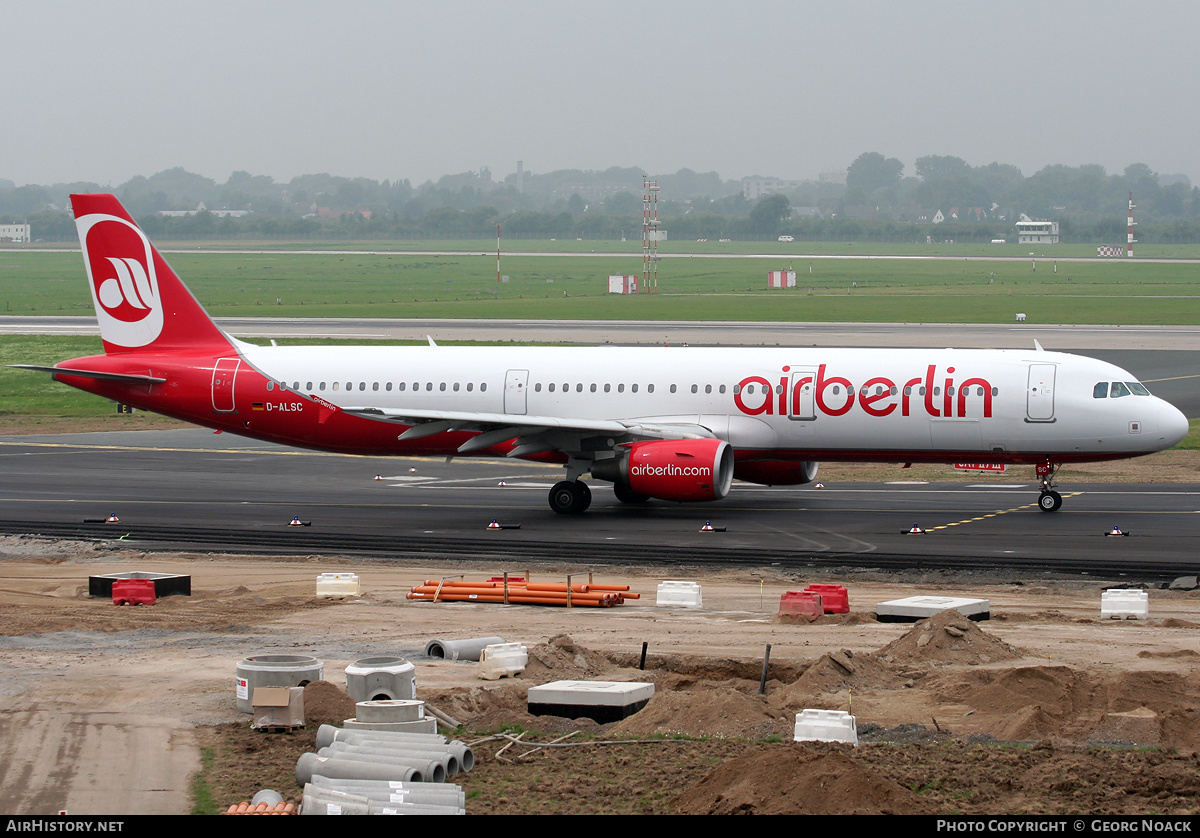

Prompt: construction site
[{"left": 2, "top": 535, "right": 1200, "bottom": 815}]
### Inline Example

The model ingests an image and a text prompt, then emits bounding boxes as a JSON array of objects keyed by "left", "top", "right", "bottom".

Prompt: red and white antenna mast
[
  {"left": 1126, "top": 191, "right": 1137, "bottom": 258},
  {"left": 642, "top": 176, "right": 660, "bottom": 293}
]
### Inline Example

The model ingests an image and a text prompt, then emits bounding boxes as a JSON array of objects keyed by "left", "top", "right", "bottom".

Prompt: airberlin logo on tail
[{"left": 76, "top": 213, "right": 164, "bottom": 348}]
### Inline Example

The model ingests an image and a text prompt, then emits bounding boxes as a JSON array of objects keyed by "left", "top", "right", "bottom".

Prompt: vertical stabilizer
[{"left": 71, "top": 193, "right": 233, "bottom": 354}]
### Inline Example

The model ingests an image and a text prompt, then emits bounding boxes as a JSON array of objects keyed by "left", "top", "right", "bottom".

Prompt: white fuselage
[{"left": 240, "top": 342, "right": 1186, "bottom": 462}]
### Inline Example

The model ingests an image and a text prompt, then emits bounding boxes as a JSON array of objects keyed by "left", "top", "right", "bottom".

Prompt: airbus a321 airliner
[{"left": 14, "top": 194, "right": 1190, "bottom": 515}]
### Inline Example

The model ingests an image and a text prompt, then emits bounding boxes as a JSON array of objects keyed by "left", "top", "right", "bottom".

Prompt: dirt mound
[
  {"left": 523, "top": 634, "right": 625, "bottom": 680},
  {"left": 778, "top": 648, "right": 904, "bottom": 706},
  {"left": 303, "top": 680, "right": 356, "bottom": 728},
  {"left": 611, "top": 683, "right": 790, "bottom": 740},
  {"left": 924, "top": 667, "right": 1200, "bottom": 749},
  {"left": 1138, "top": 648, "right": 1200, "bottom": 660},
  {"left": 877, "top": 608, "right": 1024, "bottom": 666},
  {"left": 670, "top": 743, "right": 931, "bottom": 815},
  {"left": 424, "top": 681, "right": 528, "bottom": 728}
]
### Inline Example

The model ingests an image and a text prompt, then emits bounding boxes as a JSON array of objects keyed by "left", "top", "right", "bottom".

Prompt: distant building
[
  {"left": 0, "top": 223, "right": 30, "bottom": 242},
  {"left": 157, "top": 202, "right": 250, "bottom": 218},
  {"left": 742, "top": 177, "right": 804, "bottom": 201},
  {"left": 1016, "top": 215, "right": 1060, "bottom": 244}
]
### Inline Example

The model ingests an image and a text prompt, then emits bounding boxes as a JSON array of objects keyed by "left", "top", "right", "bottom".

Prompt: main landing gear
[
  {"left": 549, "top": 480, "right": 591, "bottom": 514},
  {"left": 1037, "top": 462, "right": 1062, "bottom": 512}
]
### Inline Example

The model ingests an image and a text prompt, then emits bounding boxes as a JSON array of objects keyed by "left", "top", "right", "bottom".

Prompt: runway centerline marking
[{"left": 925, "top": 493, "right": 1082, "bottom": 531}]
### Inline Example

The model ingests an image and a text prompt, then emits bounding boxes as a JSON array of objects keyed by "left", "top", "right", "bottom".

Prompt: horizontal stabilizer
[{"left": 8, "top": 365, "right": 167, "bottom": 384}]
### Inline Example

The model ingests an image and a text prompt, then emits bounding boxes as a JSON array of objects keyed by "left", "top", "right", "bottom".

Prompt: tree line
[{"left": 3, "top": 154, "right": 1199, "bottom": 242}]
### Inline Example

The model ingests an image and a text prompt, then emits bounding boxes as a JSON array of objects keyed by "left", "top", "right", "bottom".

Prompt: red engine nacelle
[
  {"left": 592, "top": 439, "right": 735, "bottom": 502},
  {"left": 733, "top": 460, "right": 820, "bottom": 486}
]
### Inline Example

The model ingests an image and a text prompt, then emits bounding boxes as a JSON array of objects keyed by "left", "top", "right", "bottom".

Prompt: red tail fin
[{"left": 71, "top": 194, "right": 232, "bottom": 354}]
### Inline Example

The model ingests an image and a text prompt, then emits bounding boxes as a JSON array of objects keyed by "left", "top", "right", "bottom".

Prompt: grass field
[{"left": 2, "top": 247, "right": 1200, "bottom": 323}]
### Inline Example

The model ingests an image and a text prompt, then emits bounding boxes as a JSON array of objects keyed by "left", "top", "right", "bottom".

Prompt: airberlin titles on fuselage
[{"left": 734, "top": 364, "right": 995, "bottom": 420}]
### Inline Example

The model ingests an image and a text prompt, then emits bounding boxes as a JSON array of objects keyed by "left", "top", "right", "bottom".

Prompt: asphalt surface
[{"left": 1, "top": 429, "right": 1197, "bottom": 577}]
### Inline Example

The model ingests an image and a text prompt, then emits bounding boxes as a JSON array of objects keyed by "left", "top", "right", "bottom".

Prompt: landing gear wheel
[
  {"left": 613, "top": 484, "right": 650, "bottom": 505},
  {"left": 549, "top": 480, "right": 592, "bottom": 514},
  {"left": 1038, "top": 491, "right": 1062, "bottom": 512}
]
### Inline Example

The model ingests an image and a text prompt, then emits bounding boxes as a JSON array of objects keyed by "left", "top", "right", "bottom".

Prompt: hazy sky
[{"left": 4, "top": 0, "right": 1197, "bottom": 188}]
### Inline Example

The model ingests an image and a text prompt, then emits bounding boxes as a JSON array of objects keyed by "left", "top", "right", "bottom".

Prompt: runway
[
  {"left": 6, "top": 315, "right": 1200, "bottom": 350},
  {"left": 1, "top": 430, "right": 1196, "bottom": 577}
]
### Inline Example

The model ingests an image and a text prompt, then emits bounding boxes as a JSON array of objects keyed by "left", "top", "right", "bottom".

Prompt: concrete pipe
[
  {"left": 336, "top": 731, "right": 474, "bottom": 773},
  {"left": 315, "top": 746, "right": 447, "bottom": 784},
  {"left": 296, "top": 752, "right": 418, "bottom": 785},
  {"left": 300, "top": 785, "right": 372, "bottom": 816},
  {"left": 250, "top": 789, "right": 284, "bottom": 807},
  {"left": 343, "top": 656, "right": 416, "bottom": 702},
  {"left": 423, "top": 636, "right": 505, "bottom": 661},
  {"left": 321, "top": 741, "right": 457, "bottom": 776},
  {"left": 236, "top": 654, "right": 323, "bottom": 714},
  {"left": 310, "top": 776, "right": 465, "bottom": 808},
  {"left": 316, "top": 723, "right": 446, "bottom": 749}
]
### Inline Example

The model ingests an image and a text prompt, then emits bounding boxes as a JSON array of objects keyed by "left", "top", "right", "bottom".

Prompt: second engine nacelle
[
  {"left": 592, "top": 438, "right": 735, "bottom": 502},
  {"left": 733, "top": 460, "right": 820, "bottom": 486}
]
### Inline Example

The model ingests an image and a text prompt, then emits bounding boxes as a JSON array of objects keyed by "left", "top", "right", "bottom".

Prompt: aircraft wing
[{"left": 341, "top": 406, "right": 716, "bottom": 457}]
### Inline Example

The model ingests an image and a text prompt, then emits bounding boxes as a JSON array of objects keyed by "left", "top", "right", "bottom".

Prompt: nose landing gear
[{"left": 1037, "top": 462, "right": 1062, "bottom": 512}]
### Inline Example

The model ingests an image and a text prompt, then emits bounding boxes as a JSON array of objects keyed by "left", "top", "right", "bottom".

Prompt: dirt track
[{"left": 2, "top": 533, "right": 1200, "bottom": 815}]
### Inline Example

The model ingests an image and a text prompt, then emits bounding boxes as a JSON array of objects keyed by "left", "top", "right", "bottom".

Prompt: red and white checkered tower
[
  {"left": 642, "top": 176, "right": 660, "bottom": 293},
  {"left": 1126, "top": 191, "right": 1137, "bottom": 257}
]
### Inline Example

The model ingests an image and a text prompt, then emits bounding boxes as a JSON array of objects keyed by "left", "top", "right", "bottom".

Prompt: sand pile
[
  {"left": 876, "top": 608, "right": 1025, "bottom": 666},
  {"left": 671, "top": 743, "right": 931, "bottom": 815},
  {"left": 611, "top": 683, "right": 789, "bottom": 740}
]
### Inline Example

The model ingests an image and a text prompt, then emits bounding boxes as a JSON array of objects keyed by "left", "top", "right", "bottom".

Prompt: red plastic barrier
[
  {"left": 778, "top": 591, "right": 823, "bottom": 623},
  {"left": 804, "top": 583, "right": 849, "bottom": 614},
  {"left": 112, "top": 579, "right": 156, "bottom": 606}
]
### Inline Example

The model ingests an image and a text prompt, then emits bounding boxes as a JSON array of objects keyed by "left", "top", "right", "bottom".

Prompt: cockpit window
[
  {"left": 1110, "top": 381, "right": 1131, "bottom": 398},
  {"left": 1093, "top": 382, "right": 1107, "bottom": 399},
  {"left": 1127, "top": 381, "right": 1151, "bottom": 396}
]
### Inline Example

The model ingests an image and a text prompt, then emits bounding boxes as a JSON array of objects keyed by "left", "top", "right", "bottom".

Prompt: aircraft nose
[{"left": 1159, "top": 400, "right": 1190, "bottom": 448}]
